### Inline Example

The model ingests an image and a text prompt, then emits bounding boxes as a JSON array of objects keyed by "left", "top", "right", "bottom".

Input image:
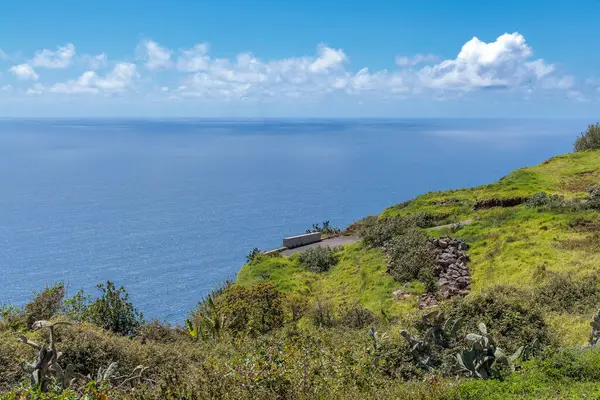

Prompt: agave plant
[
  {"left": 455, "top": 322, "right": 523, "bottom": 379},
  {"left": 185, "top": 296, "right": 226, "bottom": 341}
]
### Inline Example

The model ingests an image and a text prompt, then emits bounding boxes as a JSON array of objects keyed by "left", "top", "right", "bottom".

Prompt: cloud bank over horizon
[{"left": 0, "top": 32, "right": 596, "bottom": 116}]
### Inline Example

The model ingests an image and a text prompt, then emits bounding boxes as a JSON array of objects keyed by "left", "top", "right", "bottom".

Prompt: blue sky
[{"left": 1, "top": 0, "right": 599, "bottom": 118}]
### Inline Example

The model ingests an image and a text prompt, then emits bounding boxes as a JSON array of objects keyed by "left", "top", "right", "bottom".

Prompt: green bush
[
  {"left": 311, "top": 300, "right": 337, "bottom": 328},
  {"left": 535, "top": 273, "right": 600, "bottom": 313},
  {"left": 282, "top": 292, "right": 309, "bottom": 323},
  {"left": 246, "top": 247, "right": 262, "bottom": 263},
  {"left": 298, "top": 246, "right": 339, "bottom": 273},
  {"left": 525, "top": 192, "right": 565, "bottom": 208},
  {"left": 137, "top": 320, "right": 190, "bottom": 344},
  {"left": 85, "top": 281, "right": 144, "bottom": 336},
  {"left": 574, "top": 123, "right": 600, "bottom": 152},
  {"left": 446, "top": 286, "right": 554, "bottom": 352},
  {"left": 213, "top": 283, "right": 285, "bottom": 336},
  {"left": 0, "top": 304, "right": 25, "bottom": 331},
  {"left": 24, "top": 282, "right": 65, "bottom": 328},
  {"left": 409, "top": 213, "right": 437, "bottom": 229},
  {"left": 567, "top": 215, "right": 595, "bottom": 229},
  {"left": 339, "top": 303, "right": 377, "bottom": 329},
  {"left": 306, "top": 220, "right": 341, "bottom": 235},
  {"left": 587, "top": 185, "right": 600, "bottom": 210},
  {"left": 359, "top": 216, "right": 414, "bottom": 248},
  {"left": 386, "top": 228, "right": 434, "bottom": 283},
  {"left": 535, "top": 346, "right": 600, "bottom": 382}
]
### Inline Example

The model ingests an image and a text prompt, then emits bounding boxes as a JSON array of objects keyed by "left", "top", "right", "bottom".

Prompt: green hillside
[
  {"left": 240, "top": 149, "right": 600, "bottom": 345},
  {"left": 6, "top": 142, "right": 600, "bottom": 398}
]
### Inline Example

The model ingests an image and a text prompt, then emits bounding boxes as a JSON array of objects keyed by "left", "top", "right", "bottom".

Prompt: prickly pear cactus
[
  {"left": 590, "top": 310, "right": 600, "bottom": 346},
  {"left": 455, "top": 322, "right": 523, "bottom": 379},
  {"left": 17, "top": 320, "right": 74, "bottom": 391}
]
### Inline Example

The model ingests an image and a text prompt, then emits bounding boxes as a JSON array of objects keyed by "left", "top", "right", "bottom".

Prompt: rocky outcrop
[{"left": 418, "top": 237, "right": 471, "bottom": 309}]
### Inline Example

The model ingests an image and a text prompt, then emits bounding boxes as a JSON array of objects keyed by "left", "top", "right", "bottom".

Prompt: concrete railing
[{"left": 282, "top": 232, "right": 321, "bottom": 249}]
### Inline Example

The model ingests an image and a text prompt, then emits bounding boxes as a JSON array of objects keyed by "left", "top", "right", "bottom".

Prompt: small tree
[
  {"left": 24, "top": 283, "right": 65, "bottom": 328},
  {"left": 86, "top": 281, "right": 143, "bottom": 336},
  {"left": 246, "top": 248, "right": 262, "bottom": 263},
  {"left": 574, "top": 123, "right": 600, "bottom": 152}
]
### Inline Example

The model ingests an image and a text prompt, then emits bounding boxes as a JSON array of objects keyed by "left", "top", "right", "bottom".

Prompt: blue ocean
[{"left": 0, "top": 119, "right": 587, "bottom": 321}]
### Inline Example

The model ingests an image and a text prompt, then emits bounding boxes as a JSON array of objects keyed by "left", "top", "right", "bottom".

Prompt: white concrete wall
[{"left": 283, "top": 232, "right": 321, "bottom": 249}]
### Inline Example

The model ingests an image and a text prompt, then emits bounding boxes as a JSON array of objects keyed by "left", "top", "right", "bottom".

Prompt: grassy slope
[{"left": 238, "top": 150, "right": 600, "bottom": 343}]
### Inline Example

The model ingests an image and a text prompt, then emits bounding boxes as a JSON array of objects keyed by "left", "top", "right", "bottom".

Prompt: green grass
[
  {"left": 239, "top": 149, "right": 600, "bottom": 344},
  {"left": 237, "top": 243, "right": 423, "bottom": 317}
]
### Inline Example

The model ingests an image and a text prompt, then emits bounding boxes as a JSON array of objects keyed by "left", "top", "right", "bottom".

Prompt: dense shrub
[
  {"left": 84, "top": 281, "right": 144, "bottom": 336},
  {"left": 535, "top": 273, "right": 600, "bottom": 313},
  {"left": 311, "top": 300, "right": 337, "bottom": 328},
  {"left": 339, "top": 303, "right": 377, "bottom": 329},
  {"left": 0, "top": 304, "right": 25, "bottom": 331},
  {"left": 212, "top": 283, "right": 285, "bottom": 336},
  {"left": 525, "top": 192, "right": 567, "bottom": 208},
  {"left": 446, "top": 286, "right": 554, "bottom": 351},
  {"left": 298, "top": 246, "right": 339, "bottom": 273},
  {"left": 282, "top": 292, "right": 309, "bottom": 322},
  {"left": 359, "top": 216, "right": 414, "bottom": 248},
  {"left": 372, "top": 340, "right": 426, "bottom": 381},
  {"left": 574, "top": 123, "right": 600, "bottom": 152},
  {"left": 24, "top": 282, "right": 65, "bottom": 328},
  {"left": 137, "top": 320, "right": 190, "bottom": 344},
  {"left": 386, "top": 228, "right": 435, "bottom": 283},
  {"left": 409, "top": 213, "right": 437, "bottom": 229},
  {"left": 567, "top": 215, "right": 595, "bottom": 229},
  {"left": 587, "top": 185, "right": 600, "bottom": 210}
]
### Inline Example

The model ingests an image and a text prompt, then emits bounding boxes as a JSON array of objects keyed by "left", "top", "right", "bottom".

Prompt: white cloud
[
  {"left": 139, "top": 40, "right": 172, "bottom": 70},
  {"left": 26, "top": 84, "right": 44, "bottom": 95},
  {"left": 32, "top": 43, "right": 76, "bottom": 69},
  {"left": 82, "top": 53, "right": 107, "bottom": 70},
  {"left": 542, "top": 75, "right": 575, "bottom": 90},
  {"left": 308, "top": 44, "right": 347, "bottom": 72},
  {"left": 9, "top": 64, "right": 39, "bottom": 81},
  {"left": 395, "top": 53, "right": 438, "bottom": 67},
  {"left": 176, "top": 43, "right": 210, "bottom": 72},
  {"left": 525, "top": 59, "right": 555, "bottom": 79},
  {"left": 416, "top": 33, "right": 555, "bottom": 91},
  {"left": 567, "top": 90, "right": 587, "bottom": 102},
  {"left": 8, "top": 34, "right": 578, "bottom": 104},
  {"left": 50, "top": 63, "right": 139, "bottom": 94},
  {"left": 161, "top": 34, "right": 568, "bottom": 101},
  {"left": 0, "top": 49, "right": 6, "bottom": 60}
]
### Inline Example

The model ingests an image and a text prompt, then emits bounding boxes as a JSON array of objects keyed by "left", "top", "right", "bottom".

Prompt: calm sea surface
[{"left": 0, "top": 119, "right": 587, "bottom": 321}]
